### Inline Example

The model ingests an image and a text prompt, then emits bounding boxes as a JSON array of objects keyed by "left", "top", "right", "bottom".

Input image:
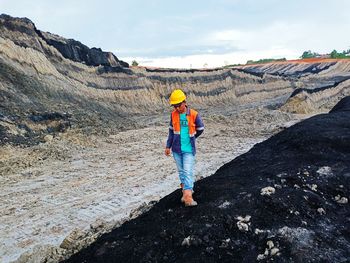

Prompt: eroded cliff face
[
  {"left": 1, "top": 14, "right": 350, "bottom": 146},
  {"left": 238, "top": 60, "right": 350, "bottom": 114},
  {"left": 0, "top": 14, "right": 129, "bottom": 68}
]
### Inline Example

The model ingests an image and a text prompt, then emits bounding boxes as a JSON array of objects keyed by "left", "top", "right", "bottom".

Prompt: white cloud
[
  {"left": 211, "top": 29, "right": 248, "bottom": 42},
  {"left": 2, "top": 0, "right": 350, "bottom": 68},
  {"left": 121, "top": 46, "right": 299, "bottom": 69},
  {"left": 206, "top": 22, "right": 303, "bottom": 52},
  {"left": 128, "top": 23, "right": 302, "bottom": 68}
]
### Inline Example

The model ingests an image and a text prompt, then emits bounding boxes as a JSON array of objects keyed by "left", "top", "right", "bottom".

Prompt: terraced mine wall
[
  {"left": 1, "top": 14, "right": 350, "bottom": 145},
  {"left": 238, "top": 60, "right": 350, "bottom": 114}
]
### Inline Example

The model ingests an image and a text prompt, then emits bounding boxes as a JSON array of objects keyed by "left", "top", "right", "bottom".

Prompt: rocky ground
[
  {"left": 63, "top": 97, "right": 350, "bottom": 263},
  {"left": 0, "top": 107, "right": 303, "bottom": 263}
]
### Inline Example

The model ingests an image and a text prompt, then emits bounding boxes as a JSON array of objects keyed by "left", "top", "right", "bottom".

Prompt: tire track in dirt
[{"left": 2, "top": 116, "right": 297, "bottom": 262}]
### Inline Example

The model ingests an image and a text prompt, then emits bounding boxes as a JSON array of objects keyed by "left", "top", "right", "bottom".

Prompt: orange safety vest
[{"left": 171, "top": 108, "right": 198, "bottom": 137}]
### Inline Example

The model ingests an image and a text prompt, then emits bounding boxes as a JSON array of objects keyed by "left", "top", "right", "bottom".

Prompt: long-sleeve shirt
[{"left": 166, "top": 107, "right": 204, "bottom": 155}]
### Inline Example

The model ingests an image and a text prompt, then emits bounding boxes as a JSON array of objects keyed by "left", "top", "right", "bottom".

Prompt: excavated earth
[
  {"left": 2, "top": 108, "right": 302, "bottom": 263},
  {"left": 1, "top": 14, "right": 350, "bottom": 262},
  {"left": 64, "top": 97, "right": 350, "bottom": 263}
]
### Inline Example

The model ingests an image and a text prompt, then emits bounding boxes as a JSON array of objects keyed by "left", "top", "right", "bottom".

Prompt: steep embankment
[
  {"left": 238, "top": 60, "right": 350, "bottom": 114},
  {"left": 2, "top": 14, "right": 350, "bottom": 146},
  {"left": 64, "top": 97, "right": 350, "bottom": 263}
]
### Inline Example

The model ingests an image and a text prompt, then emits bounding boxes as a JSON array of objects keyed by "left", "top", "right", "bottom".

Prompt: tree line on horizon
[
  {"left": 242, "top": 48, "right": 350, "bottom": 66},
  {"left": 301, "top": 49, "right": 350, "bottom": 59}
]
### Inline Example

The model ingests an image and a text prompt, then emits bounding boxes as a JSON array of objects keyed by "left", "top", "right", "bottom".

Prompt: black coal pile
[{"left": 64, "top": 97, "right": 350, "bottom": 263}]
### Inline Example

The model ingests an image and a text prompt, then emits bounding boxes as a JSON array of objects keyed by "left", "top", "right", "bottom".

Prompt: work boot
[
  {"left": 180, "top": 183, "right": 185, "bottom": 202},
  {"left": 183, "top": 189, "right": 197, "bottom": 207},
  {"left": 180, "top": 184, "right": 195, "bottom": 203}
]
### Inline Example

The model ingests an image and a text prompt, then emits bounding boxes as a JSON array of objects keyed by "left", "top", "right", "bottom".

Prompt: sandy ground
[{"left": 0, "top": 111, "right": 304, "bottom": 262}]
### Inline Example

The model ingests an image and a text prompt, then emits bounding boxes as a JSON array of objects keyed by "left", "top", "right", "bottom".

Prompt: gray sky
[{"left": 1, "top": 0, "right": 350, "bottom": 68}]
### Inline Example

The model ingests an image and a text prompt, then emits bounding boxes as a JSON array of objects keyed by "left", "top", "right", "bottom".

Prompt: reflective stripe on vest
[{"left": 171, "top": 108, "right": 198, "bottom": 137}]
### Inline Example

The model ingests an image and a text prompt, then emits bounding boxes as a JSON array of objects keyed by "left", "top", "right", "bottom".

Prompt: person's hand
[{"left": 165, "top": 148, "right": 171, "bottom": 156}]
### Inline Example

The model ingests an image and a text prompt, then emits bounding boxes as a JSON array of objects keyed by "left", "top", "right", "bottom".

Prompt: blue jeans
[{"left": 173, "top": 152, "right": 195, "bottom": 190}]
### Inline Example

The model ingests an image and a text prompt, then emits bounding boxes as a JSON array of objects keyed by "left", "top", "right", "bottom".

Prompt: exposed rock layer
[
  {"left": 238, "top": 61, "right": 350, "bottom": 114},
  {"left": 0, "top": 14, "right": 129, "bottom": 68},
  {"left": 1, "top": 14, "right": 350, "bottom": 146}
]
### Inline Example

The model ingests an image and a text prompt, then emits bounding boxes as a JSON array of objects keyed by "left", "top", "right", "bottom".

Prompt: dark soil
[
  {"left": 64, "top": 97, "right": 349, "bottom": 263},
  {"left": 66, "top": 97, "right": 350, "bottom": 262}
]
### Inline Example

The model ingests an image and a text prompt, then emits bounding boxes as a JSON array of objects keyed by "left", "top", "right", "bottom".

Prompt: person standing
[{"left": 165, "top": 89, "right": 204, "bottom": 207}]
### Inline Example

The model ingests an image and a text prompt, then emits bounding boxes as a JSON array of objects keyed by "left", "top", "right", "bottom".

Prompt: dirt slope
[{"left": 64, "top": 97, "right": 350, "bottom": 263}]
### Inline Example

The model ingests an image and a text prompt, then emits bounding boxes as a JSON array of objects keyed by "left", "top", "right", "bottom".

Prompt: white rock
[
  {"left": 257, "top": 254, "right": 266, "bottom": 261},
  {"left": 334, "top": 195, "right": 348, "bottom": 203},
  {"left": 271, "top": 247, "right": 280, "bottom": 256},
  {"left": 218, "top": 201, "right": 231, "bottom": 209},
  {"left": 181, "top": 236, "right": 191, "bottom": 246},
  {"left": 337, "top": 197, "right": 348, "bottom": 204},
  {"left": 237, "top": 221, "right": 249, "bottom": 232},
  {"left": 310, "top": 184, "right": 317, "bottom": 191},
  {"left": 255, "top": 228, "right": 265, "bottom": 235},
  {"left": 260, "top": 186, "right": 276, "bottom": 196},
  {"left": 236, "top": 215, "right": 251, "bottom": 222},
  {"left": 303, "top": 171, "right": 310, "bottom": 176},
  {"left": 317, "top": 208, "right": 326, "bottom": 215},
  {"left": 267, "top": 240, "right": 274, "bottom": 249},
  {"left": 316, "top": 166, "right": 332, "bottom": 176}
]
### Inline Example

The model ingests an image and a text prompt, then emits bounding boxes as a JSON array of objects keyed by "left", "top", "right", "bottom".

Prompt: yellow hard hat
[{"left": 169, "top": 89, "right": 186, "bottom": 105}]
